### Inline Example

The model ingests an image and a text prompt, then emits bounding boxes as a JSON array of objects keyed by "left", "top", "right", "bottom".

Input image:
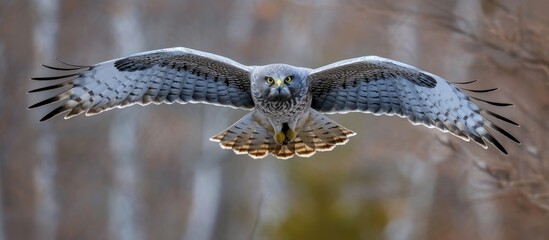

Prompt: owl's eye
[
  {"left": 265, "top": 77, "right": 274, "bottom": 84},
  {"left": 284, "top": 76, "right": 293, "bottom": 83}
]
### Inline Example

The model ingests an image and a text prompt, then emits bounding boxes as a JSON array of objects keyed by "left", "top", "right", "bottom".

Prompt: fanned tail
[
  {"left": 210, "top": 110, "right": 355, "bottom": 159},
  {"left": 294, "top": 109, "right": 356, "bottom": 157},
  {"left": 210, "top": 112, "right": 277, "bottom": 159}
]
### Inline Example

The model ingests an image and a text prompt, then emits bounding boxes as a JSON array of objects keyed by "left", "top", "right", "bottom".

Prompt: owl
[{"left": 29, "top": 47, "right": 520, "bottom": 159}]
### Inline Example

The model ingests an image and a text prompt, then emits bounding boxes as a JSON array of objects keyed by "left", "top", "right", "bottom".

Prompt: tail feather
[
  {"left": 297, "top": 129, "right": 317, "bottom": 149},
  {"left": 244, "top": 126, "right": 272, "bottom": 158},
  {"left": 271, "top": 145, "right": 295, "bottom": 159},
  {"left": 210, "top": 110, "right": 356, "bottom": 159},
  {"left": 303, "top": 110, "right": 356, "bottom": 149},
  {"left": 293, "top": 137, "right": 315, "bottom": 157},
  {"left": 210, "top": 112, "right": 276, "bottom": 159}
]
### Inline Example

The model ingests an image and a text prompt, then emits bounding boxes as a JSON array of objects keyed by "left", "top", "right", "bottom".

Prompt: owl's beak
[{"left": 275, "top": 79, "right": 283, "bottom": 87}]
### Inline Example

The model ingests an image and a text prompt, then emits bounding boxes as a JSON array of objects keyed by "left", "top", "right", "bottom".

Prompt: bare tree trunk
[
  {"left": 0, "top": 186, "right": 4, "bottom": 240},
  {"left": 108, "top": 1, "right": 145, "bottom": 240},
  {"left": 109, "top": 113, "right": 143, "bottom": 240},
  {"left": 33, "top": 133, "right": 58, "bottom": 240},
  {"left": 31, "top": 0, "right": 59, "bottom": 239},
  {"left": 182, "top": 1, "right": 258, "bottom": 237},
  {"left": 0, "top": 38, "right": 7, "bottom": 240},
  {"left": 449, "top": 1, "right": 501, "bottom": 239},
  {"left": 182, "top": 108, "right": 227, "bottom": 240},
  {"left": 384, "top": 6, "right": 438, "bottom": 240},
  {"left": 0, "top": 195, "right": 3, "bottom": 240},
  {"left": 254, "top": 160, "right": 288, "bottom": 239},
  {"left": 467, "top": 163, "right": 503, "bottom": 240},
  {"left": 386, "top": 160, "right": 437, "bottom": 240}
]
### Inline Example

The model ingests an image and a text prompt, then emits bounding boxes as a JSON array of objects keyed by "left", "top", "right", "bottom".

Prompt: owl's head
[{"left": 251, "top": 64, "right": 308, "bottom": 102}]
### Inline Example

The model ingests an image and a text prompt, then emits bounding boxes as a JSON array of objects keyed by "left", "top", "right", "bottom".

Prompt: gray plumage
[{"left": 29, "top": 47, "right": 520, "bottom": 159}]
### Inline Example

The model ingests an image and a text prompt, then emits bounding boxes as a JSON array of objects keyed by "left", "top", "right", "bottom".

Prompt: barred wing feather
[
  {"left": 29, "top": 47, "right": 254, "bottom": 121},
  {"left": 308, "top": 56, "right": 520, "bottom": 154}
]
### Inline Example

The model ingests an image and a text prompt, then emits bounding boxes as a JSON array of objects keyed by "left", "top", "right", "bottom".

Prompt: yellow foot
[
  {"left": 274, "top": 131, "right": 286, "bottom": 145},
  {"left": 285, "top": 128, "right": 297, "bottom": 142}
]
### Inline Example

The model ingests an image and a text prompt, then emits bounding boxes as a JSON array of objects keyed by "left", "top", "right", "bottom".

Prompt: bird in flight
[{"left": 29, "top": 47, "right": 520, "bottom": 159}]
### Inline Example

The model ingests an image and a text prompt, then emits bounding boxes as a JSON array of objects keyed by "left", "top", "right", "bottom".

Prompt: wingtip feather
[
  {"left": 28, "top": 92, "right": 70, "bottom": 109},
  {"left": 41, "top": 63, "right": 86, "bottom": 71},
  {"left": 483, "top": 133, "right": 509, "bottom": 155},
  {"left": 481, "top": 109, "right": 520, "bottom": 127},
  {"left": 39, "top": 105, "right": 71, "bottom": 122},
  {"left": 28, "top": 83, "right": 72, "bottom": 93},
  {"left": 452, "top": 79, "right": 478, "bottom": 85},
  {"left": 461, "top": 87, "right": 499, "bottom": 93},
  {"left": 471, "top": 97, "right": 514, "bottom": 107},
  {"left": 31, "top": 73, "right": 81, "bottom": 81},
  {"left": 486, "top": 122, "right": 521, "bottom": 144},
  {"left": 55, "top": 58, "right": 91, "bottom": 68}
]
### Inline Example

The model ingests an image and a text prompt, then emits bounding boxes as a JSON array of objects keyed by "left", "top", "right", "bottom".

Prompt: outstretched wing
[
  {"left": 29, "top": 47, "right": 255, "bottom": 121},
  {"left": 308, "top": 56, "right": 520, "bottom": 155}
]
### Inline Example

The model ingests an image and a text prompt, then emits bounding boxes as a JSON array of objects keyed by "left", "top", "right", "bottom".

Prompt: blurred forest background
[{"left": 1, "top": 0, "right": 548, "bottom": 239}]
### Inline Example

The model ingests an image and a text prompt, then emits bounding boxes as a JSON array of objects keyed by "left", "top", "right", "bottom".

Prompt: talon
[
  {"left": 274, "top": 131, "right": 286, "bottom": 145},
  {"left": 285, "top": 129, "right": 296, "bottom": 141}
]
